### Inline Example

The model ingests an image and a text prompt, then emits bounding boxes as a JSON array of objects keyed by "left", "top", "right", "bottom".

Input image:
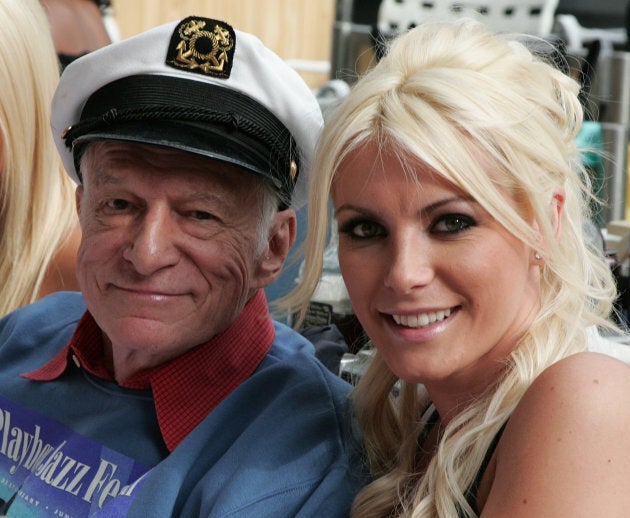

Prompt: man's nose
[{"left": 122, "top": 206, "right": 180, "bottom": 275}]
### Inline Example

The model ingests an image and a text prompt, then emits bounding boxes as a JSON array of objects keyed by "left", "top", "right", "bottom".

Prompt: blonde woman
[
  {"left": 0, "top": 0, "right": 80, "bottom": 316},
  {"left": 288, "top": 19, "right": 630, "bottom": 517}
]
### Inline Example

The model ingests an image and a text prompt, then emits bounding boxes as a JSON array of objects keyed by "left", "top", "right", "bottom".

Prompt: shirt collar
[{"left": 23, "top": 289, "right": 275, "bottom": 451}]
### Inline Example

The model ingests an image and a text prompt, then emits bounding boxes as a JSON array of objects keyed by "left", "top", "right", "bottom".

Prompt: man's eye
[
  {"left": 190, "top": 211, "right": 213, "bottom": 221},
  {"left": 106, "top": 199, "right": 131, "bottom": 211},
  {"left": 432, "top": 214, "right": 475, "bottom": 234}
]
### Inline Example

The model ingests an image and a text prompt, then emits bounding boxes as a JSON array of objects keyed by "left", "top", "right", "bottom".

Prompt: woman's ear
[
  {"left": 550, "top": 187, "right": 565, "bottom": 240},
  {"left": 253, "top": 209, "right": 297, "bottom": 289}
]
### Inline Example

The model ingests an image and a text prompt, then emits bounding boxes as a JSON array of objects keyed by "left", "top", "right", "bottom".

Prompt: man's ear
[
  {"left": 253, "top": 209, "right": 297, "bottom": 289},
  {"left": 550, "top": 187, "right": 565, "bottom": 239},
  {"left": 75, "top": 185, "right": 84, "bottom": 217}
]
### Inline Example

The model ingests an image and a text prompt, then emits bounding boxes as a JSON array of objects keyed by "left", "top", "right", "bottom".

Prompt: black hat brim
[{"left": 72, "top": 119, "right": 283, "bottom": 191}]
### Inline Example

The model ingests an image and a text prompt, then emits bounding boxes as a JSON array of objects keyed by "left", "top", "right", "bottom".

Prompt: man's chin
[{"left": 103, "top": 316, "right": 190, "bottom": 352}]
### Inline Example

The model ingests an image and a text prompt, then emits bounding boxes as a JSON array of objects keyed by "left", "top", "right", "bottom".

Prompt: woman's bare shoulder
[
  {"left": 529, "top": 350, "right": 630, "bottom": 398},
  {"left": 482, "top": 352, "right": 630, "bottom": 517}
]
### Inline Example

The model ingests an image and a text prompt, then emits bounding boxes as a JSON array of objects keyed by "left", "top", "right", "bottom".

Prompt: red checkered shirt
[{"left": 22, "top": 289, "right": 275, "bottom": 451}]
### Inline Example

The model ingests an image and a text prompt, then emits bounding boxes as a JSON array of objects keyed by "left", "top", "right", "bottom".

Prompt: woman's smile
[{"left": 391, "top": 307, "right": 454, "bottom": 328}]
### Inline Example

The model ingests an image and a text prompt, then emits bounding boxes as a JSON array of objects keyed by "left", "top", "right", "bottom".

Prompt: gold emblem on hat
[
  {"left": 166, "top": 17, "right": 236, "bottom": 78},
  {"left": 290, "top": 160, "right": 298, "bottom": 181}
]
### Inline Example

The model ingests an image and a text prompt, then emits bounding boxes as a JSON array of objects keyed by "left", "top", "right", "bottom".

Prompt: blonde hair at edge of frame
[
  {"left": 0, "top": 0, "right": 78, "bottom": 316},
  {"left": 283, "top": 19, "right": 619, "bottom": 518}
]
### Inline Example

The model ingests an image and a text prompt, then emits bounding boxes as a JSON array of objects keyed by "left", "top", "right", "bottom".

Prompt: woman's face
[{"left": 333, "top": 143, "right": 542, "bottom": 390}]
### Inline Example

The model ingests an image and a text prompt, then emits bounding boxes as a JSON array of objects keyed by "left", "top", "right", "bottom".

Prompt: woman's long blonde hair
[
  {"left": 284, "top": 19, "right": 619, "bottom": 517},
  {"left": 0, "top": 0, "right": 78, "bottom": 316}
]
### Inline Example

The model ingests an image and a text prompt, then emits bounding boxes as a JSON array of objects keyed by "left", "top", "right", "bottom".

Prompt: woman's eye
[
  {"left": 339, "top": 220, "right": 384, "bottom": 239},
  {"left": 432, "top": 214, "right": 475, "bottom": 234}
]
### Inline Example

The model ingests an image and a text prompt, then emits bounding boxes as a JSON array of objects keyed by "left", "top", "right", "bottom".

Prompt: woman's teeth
[{"left": 393, "top": 309, "right": 451, "bottom": 328}]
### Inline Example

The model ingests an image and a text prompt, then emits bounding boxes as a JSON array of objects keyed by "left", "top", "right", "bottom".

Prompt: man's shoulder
[
  {"left": 268, "top": 319, "right": 315, "bottom": 356},
  {"left": 4, "top": 291, "right": 85, "bottom": 324},
  {"left": 266, "top": 320, "right": 351, "bottom": 395},
  {"left": 0, "top": 291, "right": 85, "bottom": 355}
]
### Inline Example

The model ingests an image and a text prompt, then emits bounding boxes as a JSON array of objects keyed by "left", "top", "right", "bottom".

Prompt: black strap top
[
  {"left": 461, "top": 422, "right": 507, "bottom": 516},
  {"left": 416, "top": 408, "right": 507, "bottom": 517}
]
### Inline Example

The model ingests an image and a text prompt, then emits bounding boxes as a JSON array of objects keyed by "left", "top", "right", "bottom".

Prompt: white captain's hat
[{"left": 51, "top": 15, "right": 323, "bottom": 209}]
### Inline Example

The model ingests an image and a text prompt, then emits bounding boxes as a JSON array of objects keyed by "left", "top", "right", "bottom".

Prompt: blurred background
[{"left": 112, "top": 0, "right": 335, "bottom": 89}]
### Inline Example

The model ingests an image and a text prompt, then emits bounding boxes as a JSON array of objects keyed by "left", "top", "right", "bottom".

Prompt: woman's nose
[{"left": 383, "top": 238, "right": 434, "bottom": 293}]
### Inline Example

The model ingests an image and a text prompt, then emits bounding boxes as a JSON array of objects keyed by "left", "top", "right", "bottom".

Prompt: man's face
[{"left": 76, "top": 141, "right": 273, "bottom": 373}]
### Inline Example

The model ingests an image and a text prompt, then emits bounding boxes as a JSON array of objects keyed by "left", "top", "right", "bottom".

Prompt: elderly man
[{"left": 0, "top": 16, "right": 365, "bottom": 517}]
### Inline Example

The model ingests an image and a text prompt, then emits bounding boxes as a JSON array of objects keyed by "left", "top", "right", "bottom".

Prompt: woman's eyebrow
[
  {"left": 421, "top": 195, "right": 476, "bottom": 215},
  {"left": 335, "top": 195, "right": 476, "bottom": 218}
]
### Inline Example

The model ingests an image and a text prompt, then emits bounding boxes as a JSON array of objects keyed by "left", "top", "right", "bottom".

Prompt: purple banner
[{"left": 0, "top": 395, "right": 149, "bottom": 517}]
